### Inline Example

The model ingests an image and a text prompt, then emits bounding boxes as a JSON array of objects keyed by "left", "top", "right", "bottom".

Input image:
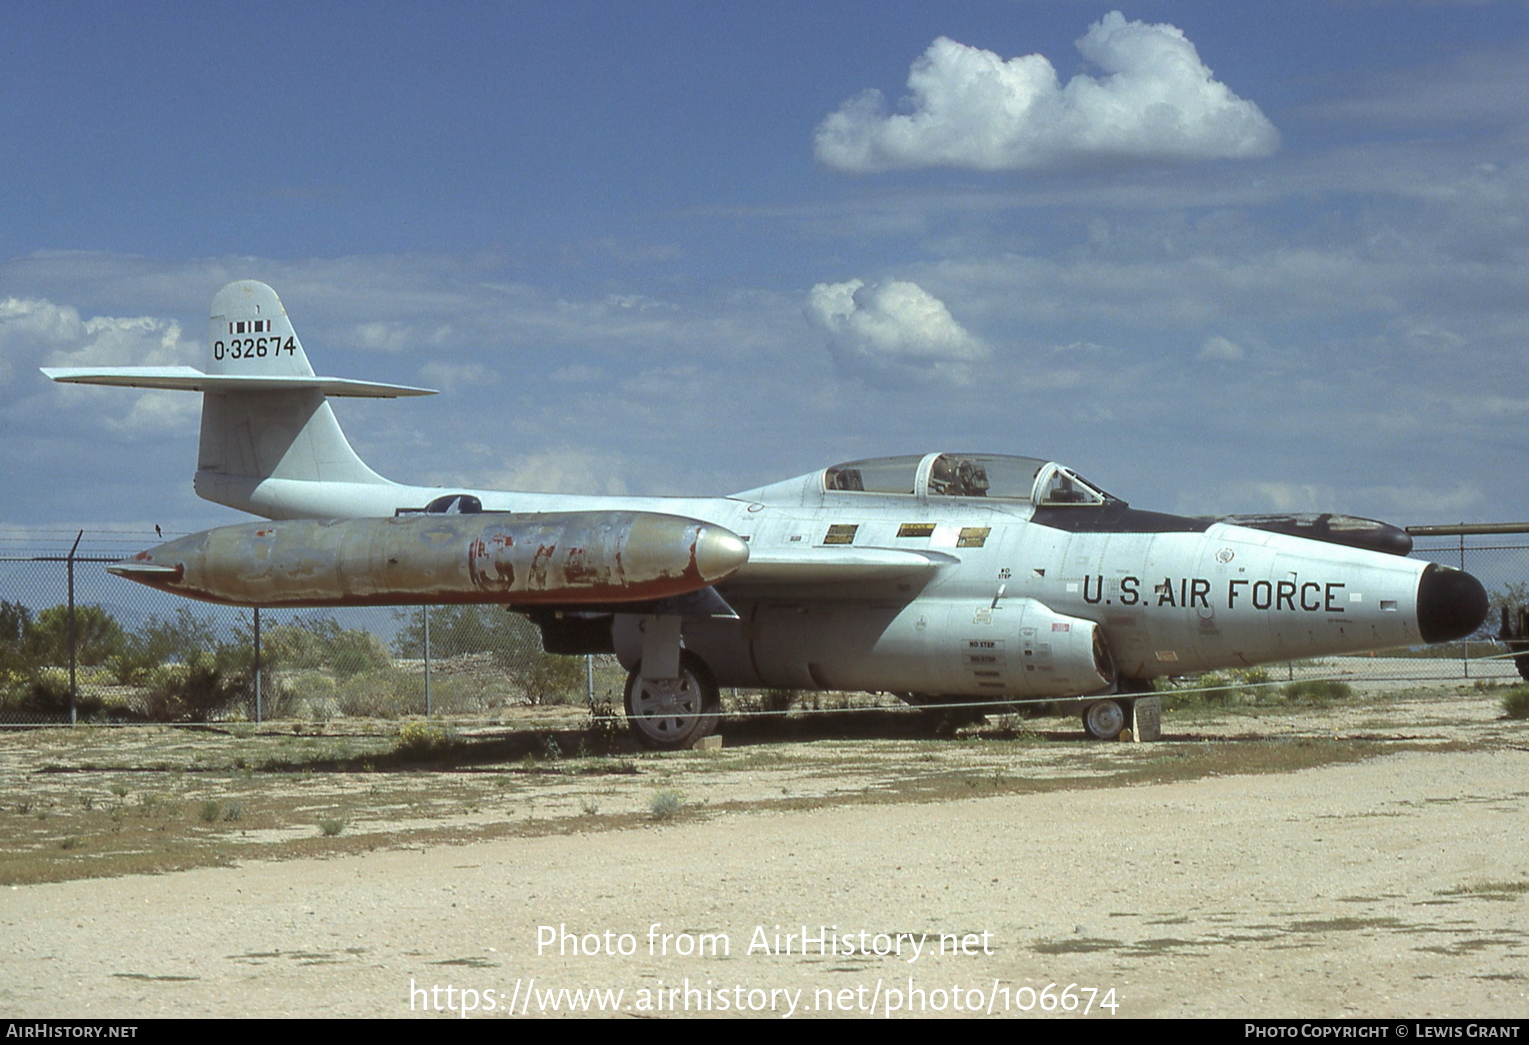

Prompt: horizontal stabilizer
[{"left": 41, "top": 366, "right": 435, "bottom": 399}]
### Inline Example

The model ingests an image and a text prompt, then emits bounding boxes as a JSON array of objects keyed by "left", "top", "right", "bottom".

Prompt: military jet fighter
[{"left": 44, "top": 281, "right": 1489, "bottom": 747}]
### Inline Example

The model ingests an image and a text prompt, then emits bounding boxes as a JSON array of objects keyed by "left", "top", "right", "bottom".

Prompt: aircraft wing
[
  {"left": 41, "top": 366, "right": 435, "bottom": 398},
  {"left": 726, "top": 546, "right": 959, "bottom": 587}
]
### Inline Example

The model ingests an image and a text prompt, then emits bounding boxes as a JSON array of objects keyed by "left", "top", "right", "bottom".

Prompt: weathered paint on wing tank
[{"left": 109, "top": 512, "right": 749, "bottom": 608}]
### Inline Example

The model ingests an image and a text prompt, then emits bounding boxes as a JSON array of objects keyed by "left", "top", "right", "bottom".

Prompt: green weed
[
  {"left": 648, "top": 791, "right": 683, "bottom": 821},
  {"left": 395, "top": 720, "right": 453, "bottom": 758},
  {"left": 1501, "top": 686, "right": 1529, "bottom": 720},
  {"left": 1281, "top": 680, "right": 1354, "bottom": 706}
]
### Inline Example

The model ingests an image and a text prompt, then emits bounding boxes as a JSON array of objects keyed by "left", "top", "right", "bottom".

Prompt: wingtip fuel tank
[{"left": 109, "top": 512, "right": 750, "bottom": 609}]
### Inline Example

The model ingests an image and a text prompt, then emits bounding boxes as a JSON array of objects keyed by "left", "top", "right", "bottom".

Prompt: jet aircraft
[{"left": 44, "top": 281, "right": 1490, "bottom": 747}]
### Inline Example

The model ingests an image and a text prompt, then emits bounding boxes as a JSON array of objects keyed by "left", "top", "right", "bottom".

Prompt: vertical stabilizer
[
  {"left": 208, "top": 280, "right": 317, "bottom": 378},
  {"left": 196, "top": 281, "right": 391, "bottom": 491},
  {"left": 42, "top": 279, "right": 435, "bottom": 518}
]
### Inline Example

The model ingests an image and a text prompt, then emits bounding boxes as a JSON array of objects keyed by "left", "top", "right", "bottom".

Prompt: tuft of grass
[
  {"left": 584, "top": 699, "right": 625, "bottom": 754},
  {"left": 1501, "top": 686, "right": 1529, "bottom": 720},
  {"left": 395, "top": 720, "right": 453, "bottom": 758},
  {"left": 580, "top": 797, "right": 600, "bottom": 816},
  {"left": 58, "top": 836, "right": 82, "bottom": 851},
  {"left": 540, "top": 734, "right": 562, "bottom": 761},
  {"left": 1441, "top": 880, "right": 1529, "bottom": 901},
  {"left": 760, "top": 689, "right": 796, "bottom": 713},
  {"left": 1281, "top": 679, "right": 1353, "bottom": 706},
  {"left": 1033, "top": 936, "right": 1122, "bottom": 954},
  {"left": 318, "top": 818, "right": 345, "bottom": 837},
  {"left": 222, "top": 801, "right": 244, "bottom": 822},
  {"left": 1158, "top": 667, "right": 1277, "bottom": 710},
  {"left": 197, "top": 800, "right": 221, "bottom": 824},
  {"left": 648, "top": 790, "right": 683, "bottom": 821}
]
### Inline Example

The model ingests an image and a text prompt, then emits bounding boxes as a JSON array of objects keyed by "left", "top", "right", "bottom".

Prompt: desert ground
[{"left": 1, "top": 675, "right": 1526, "bottom": 1019}]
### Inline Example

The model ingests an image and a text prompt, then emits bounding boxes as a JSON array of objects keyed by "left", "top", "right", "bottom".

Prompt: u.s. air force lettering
[{"left": 1081, "top": 575, "right": 1351, "bottom": 613}]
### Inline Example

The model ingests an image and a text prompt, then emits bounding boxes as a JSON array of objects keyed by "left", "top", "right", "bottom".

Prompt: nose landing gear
[{"left": 1081, "top": 698, "right": 1127, "bottom": 741}]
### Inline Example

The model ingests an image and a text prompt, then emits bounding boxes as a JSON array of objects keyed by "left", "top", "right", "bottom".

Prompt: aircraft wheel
[
  {"left": 623, "top": 653, "right": 721, "bottom": 751},
  {"left": 1081, "top": 699, "right": 1127, "bottom": 741}
]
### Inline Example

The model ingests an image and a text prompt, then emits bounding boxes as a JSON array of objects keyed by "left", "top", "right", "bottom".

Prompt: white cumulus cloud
[
  {"left": 0, "top": 296, "right": 194, "bottom": 382},
  {"left": 351, "top": 321, "right": 413, "bottom": 353},
  {"left": 816, "top": 12, "right": 1279, "bottom": 173},
  {"left": 483, "top": 448, "right": 631, "bottom": 496},
  {"left": 806, "top": 278, "right": 987, "bottom": 382},
  {"left": 1199, "top": 334, "right": 1244, "bottom": 360},
  {"left": 0, "top": 296, "right": 201, "bottom": 444}
]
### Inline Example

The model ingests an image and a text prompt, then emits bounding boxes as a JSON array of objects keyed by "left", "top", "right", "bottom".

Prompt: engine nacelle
[{"left": 616, "top": 597, "right": 1116, "bottom": 700}]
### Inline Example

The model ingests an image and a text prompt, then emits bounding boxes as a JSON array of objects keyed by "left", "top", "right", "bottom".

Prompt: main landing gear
[{"left": 623, "top": 651, "right": 722, "bottom": 751}]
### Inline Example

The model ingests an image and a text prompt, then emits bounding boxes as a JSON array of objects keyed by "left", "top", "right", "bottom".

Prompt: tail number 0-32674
[{"left": 212, "top": 337, "right": 298, "bottom": 361}]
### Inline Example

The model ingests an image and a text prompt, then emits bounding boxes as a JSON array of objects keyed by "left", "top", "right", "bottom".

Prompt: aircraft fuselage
[{"left": 202, "top": 462, "right": 1469, "bottom": 702}]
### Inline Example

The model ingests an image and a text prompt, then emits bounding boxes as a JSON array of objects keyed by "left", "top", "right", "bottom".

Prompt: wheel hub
[
  {"left": 624, "top": 657, "right": 722, "bottom": 750},
  {"left": 1083, "top": 699, "right": 1126, "bottom": 740}
]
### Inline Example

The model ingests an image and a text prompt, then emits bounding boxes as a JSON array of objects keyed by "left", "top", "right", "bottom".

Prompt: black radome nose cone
[{"left": 1417, "top": 563, "right": 1489, "bottom": 644}]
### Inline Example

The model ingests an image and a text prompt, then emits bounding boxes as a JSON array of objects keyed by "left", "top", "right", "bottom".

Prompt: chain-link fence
[
  {"left": 1402, "top": 528, "right": 1529, "bottom": 685},
  {"left": 2, "top": 526, "right": 1526, "bottom": 725},
  {"left": 0, "top": 529, "right": 626, "bottom": 725}
]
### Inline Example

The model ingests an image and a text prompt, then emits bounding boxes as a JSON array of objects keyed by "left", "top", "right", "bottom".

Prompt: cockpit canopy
[{"left": 822, "top": 453, "right": 1115, "bottom": 506}]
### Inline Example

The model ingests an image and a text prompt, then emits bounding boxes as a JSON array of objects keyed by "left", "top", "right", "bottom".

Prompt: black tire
[
  {"left": 1081, "top": 698, "right": 1127, "bottom": 741},
  {"left": 623, "top": 652, "right": 721, "bottom": 751}
]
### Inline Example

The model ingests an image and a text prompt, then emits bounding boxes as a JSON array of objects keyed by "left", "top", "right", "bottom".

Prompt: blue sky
[{"left": 5, "top": 1, "right": 1529, "bottom": 541}]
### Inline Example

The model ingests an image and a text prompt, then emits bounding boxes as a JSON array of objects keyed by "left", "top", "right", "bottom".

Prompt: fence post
[
  {"left": 253, "top": 607, "right": 262, "bottom": 723},
  {"left": 423, "top": 604, "right": 432, "bottom": 716},
  {"left": 1461, "top": 533, "right": 1470, "bottom": 679},
  {"left": 66, "top": 530, "right": 81, "bottom": 726}
]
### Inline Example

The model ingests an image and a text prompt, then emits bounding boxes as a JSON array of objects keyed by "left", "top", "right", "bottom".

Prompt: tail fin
[
  {"left": 207, "top": 279, "right": 317, "bottom": 379},
  {"left": 198, "top": 281, "right": 389, "bottom": 490},
  {"left": 42, "top": 280, "right": 434, "bottom": 516}
]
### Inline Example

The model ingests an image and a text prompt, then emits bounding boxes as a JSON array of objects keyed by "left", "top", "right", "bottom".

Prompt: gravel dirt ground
[{"left": 1, "top": 684, "right": 1526, "bottom": 1019}]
